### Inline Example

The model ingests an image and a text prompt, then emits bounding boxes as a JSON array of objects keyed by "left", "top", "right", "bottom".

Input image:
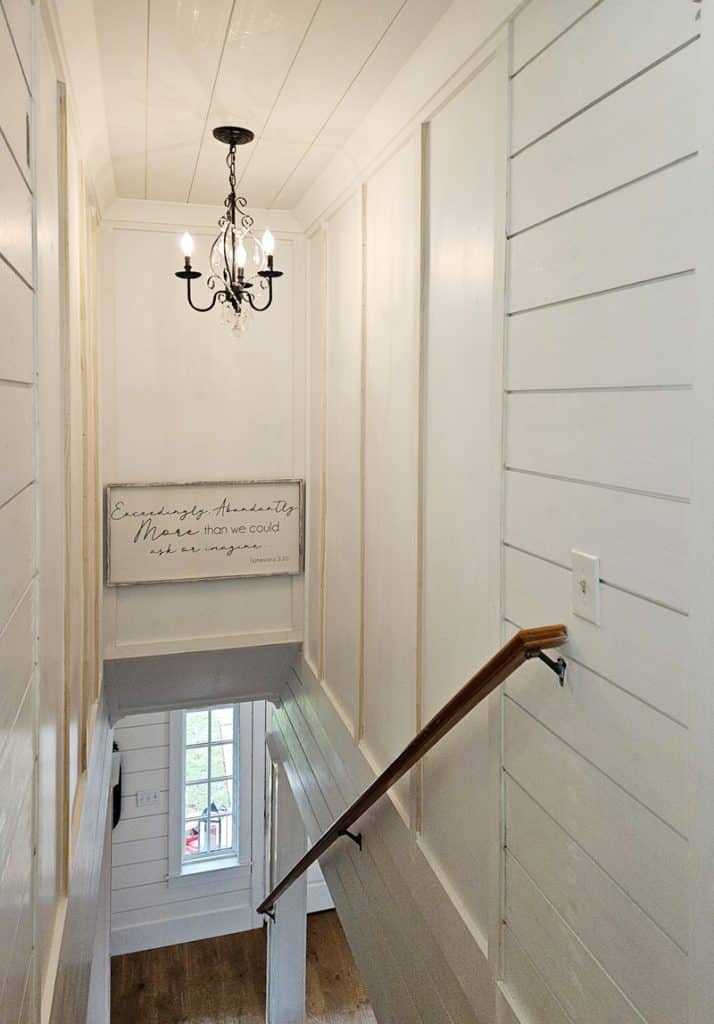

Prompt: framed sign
[{"left": 105, "top": 480, "right": 304, "bottom": 586}]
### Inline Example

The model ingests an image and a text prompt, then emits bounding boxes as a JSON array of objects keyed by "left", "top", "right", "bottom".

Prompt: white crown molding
[{"left": 41, "top": 0, "right": 117, "bottom": 213}]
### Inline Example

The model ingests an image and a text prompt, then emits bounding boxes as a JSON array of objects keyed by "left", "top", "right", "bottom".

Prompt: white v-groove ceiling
[{"left": 93, "top": 0, "right": 452, "bottom": 209}]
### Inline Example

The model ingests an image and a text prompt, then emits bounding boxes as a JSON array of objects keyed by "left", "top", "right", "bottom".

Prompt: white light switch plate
[
  {"left": 571, "top": 550, "right": 601, "bottom": 625},
  {"left": 136, "top": 788, "right": 160, "bottom": 808}
]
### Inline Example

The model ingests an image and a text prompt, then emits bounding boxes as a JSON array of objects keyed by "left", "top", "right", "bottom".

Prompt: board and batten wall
[
  {"left": 285, "top": 1, "right": 706, "bottom": 1023},
  {"left": 294, "top": 4, "right": 514, "bottom": 1020},
  {"left": 99, "top": 201, "right": 306, "bottom": 661}
]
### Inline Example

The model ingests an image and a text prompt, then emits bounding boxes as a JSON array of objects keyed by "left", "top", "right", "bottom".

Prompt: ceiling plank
[
  {"left": 189, "top": 0, "right": 320, "bottom": 206},
  {"left": 146, "top": 0, "right": 234, "bottom": 201}
]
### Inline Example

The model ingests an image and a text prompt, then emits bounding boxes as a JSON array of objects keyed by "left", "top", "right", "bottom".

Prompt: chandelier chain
[{"left": 224, "top": 145, "right": 254, "bottom": 231}]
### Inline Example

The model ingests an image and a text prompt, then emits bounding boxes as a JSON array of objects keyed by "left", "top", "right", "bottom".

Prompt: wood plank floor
[{"left": 111, "top": 910, "right": 377, "bottom": 1024}]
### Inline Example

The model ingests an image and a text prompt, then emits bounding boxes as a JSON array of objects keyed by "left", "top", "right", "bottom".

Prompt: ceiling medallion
[{"left": 175, "top": 126, "right": 283, "bottom": 335}]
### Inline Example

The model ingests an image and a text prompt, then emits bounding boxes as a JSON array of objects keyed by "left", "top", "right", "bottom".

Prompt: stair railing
[{"left": 257, "top": 624, "right": 567, "bottom": 919}]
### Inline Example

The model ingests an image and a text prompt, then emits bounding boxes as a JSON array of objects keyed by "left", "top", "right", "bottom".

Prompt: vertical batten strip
[
  {"left": 357, "top": 184, "right": 367, "bottom": 744},
  {"left": 318, "top": 223, "right": 328, "bottom": 683},
  {"left": 413, "top": 121, "right": 430, "bottom": 834}
]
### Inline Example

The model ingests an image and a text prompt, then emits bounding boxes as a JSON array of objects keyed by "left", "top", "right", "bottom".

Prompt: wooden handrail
[{"left": 258, "top": 624, "right": 567, "bottom": 917}]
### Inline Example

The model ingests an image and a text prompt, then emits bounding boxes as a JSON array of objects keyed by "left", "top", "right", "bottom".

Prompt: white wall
[
  {"left": 111, "top": 707, "right": 262, "bottom": 955},
  {"left": 501, "top": 5, "right": 697, "bottom": 1023},
  {"left": 0, "top": 1, "right": 35, "bottom": 1019},
  {"left": 282, "top": 1, "right": 706, "bottom": 1023},
  {"left": 100, "top": 201, "right": 305, "bottom": 660},
  {"left": 111, "top": 701, "right": 331, "bottom": 955}
]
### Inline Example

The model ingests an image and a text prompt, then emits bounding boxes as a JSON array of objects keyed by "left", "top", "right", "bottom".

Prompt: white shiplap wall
[
  {"left": 502, "top": 2, "right": 698, "bottom": 1022},
  {"left": 110, "top": 710, "right": 256, "bottom": 955},
  {"left": 0, "top": 1, "right": 36, "bottom": 1020}
]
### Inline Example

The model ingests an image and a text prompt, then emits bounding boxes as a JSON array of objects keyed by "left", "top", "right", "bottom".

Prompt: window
[{"left": 169, "top": 703, "right": 252, "bottom": 882}]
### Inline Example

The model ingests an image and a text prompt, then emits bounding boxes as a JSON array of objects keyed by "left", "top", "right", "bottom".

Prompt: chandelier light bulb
[
  {"left": 236, "top": 238, "right": 248, "bottom": 269},
  {"left": 261, "top": 227, "right": 275, "bottom": 256},
  {"left": 180, "top": 231, "right": 194, "bottom": 258}
]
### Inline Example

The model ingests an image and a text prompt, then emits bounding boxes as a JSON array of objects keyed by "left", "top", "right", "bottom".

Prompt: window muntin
[{"left": 180, "top": 704, "right": 239, "bottom": 866}]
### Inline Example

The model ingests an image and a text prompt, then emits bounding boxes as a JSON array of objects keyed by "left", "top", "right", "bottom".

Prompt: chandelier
[{"left": 175, "top": 126, "right": 283, "bottom": 335}]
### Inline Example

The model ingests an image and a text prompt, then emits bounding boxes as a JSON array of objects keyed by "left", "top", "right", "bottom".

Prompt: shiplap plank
[
  {"left": 0, "top": 779, "right": 31, "bottom": 923},
  {"left": 117, "top": 744, "right": 169, "bottom": 774},
  {"left": 506, "top": 854, "right": 647, "bottom": 1024},
  {"left": 112, "top": 835, "right": 168, "bottom": 867},
  {"left": 323, "top": 192, "right": 362, "bottom": 735},
  {"left": 0, "top": 783, "right": 32, "bottom": 1015},
  {"left": 504, "top": 470, "right": 689, "bottom": 611},
  {"left": 1, "top": 0, "right": 31, "bottom": 85},
  {"left": 0, "top": 485, "right": 34, "bottom": 628},
  {"left": 0, "top": 589, "right": 33, "bottom": 750},
  {"left": 506, "top": 390, "right": 690, "bottom": 500},
  {"left": 120, "top": 768, "right": 169, "bottom": 798},
  {"left": 509, "top": 159, "right": 695, "bottom": 312},
  {"left": 0, "top": 137, "right": 32, "bottom": 283},
  {"left": 17, "top": 957, "right": 32, "bottom": 1024},
  {"left": 507, "top": 273, "right": 695, "bottom": 391},
  {"left": 0, "top": 681, "right": 32, "bottom": 855},
  {"left": 507, "top": 781, "right": 686, "bottom": 1024},
  {"left": 114, "top": 722, "right": 169, "bottom": 751},
  {"left": 512, "top": 0, "right": 597, "bottom": 74},
  {"left": 504, "top": 700, "right": 687, "bottom": 949},
  {"left": 503, "top": 925, "right": 572, "bottom": 1024},
  {"left": 116, "top": 711, "right": 169, "bottom": 729},
  {"left": 511, "top": 0, "right": 698, "bottom": 152},
  {"left": 0, "top": 15, "right": 30, "bottom": 179},
  {"left": 0, "top": 885, "right": 31, "bottom": 1020},
  {"left": 0, "top": 716, "right": 32, "bottom": 1018},
  {"left": 504, "top": 547, "right": 688, "bottom": 723},
  {"left": 112, "top": 812, "right": 168, "bottom": 846},
  {"left": 111, "top": 886, "right": 252, "bottom": 930},
  {"left": 112, "top": 859, "right": 168, "bottom": 891},
  {"left": 506, "top": 647, "right": 687, "bottom": 833},
  {"left": 0, "top": 386, "right": 33, "bottom": 506},
  {"left": 512, "top": 42, "right": 696, "bottom": 233},
  {"left": 111, "top": 873, "right": 250, "bottom": 914},
  {"left": 0, "top": 248, "right": 32, "bottom": 383}
]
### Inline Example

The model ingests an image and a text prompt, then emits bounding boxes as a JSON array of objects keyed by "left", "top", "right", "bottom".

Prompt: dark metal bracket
[
  {"left": 340, "top": 829, "right": 363, "bottom": 850},
  {"left": 525, "top": 648, "right": 567, "bottom": 686},
  {"left": 262, "top": 908, "right": 276, "bottom": 923}
]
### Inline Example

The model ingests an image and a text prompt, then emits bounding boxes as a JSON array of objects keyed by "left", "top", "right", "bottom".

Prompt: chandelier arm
[
  {"left": 186, "top": 277, "right": 223, "bottom": 313},
  {"left": 246, "top": 279, "right": 274, "bottom": 313}
]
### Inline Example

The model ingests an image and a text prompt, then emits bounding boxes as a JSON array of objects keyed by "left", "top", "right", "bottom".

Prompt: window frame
[{"left": 168, "top": 702, "right": 253, "bottom": 886}]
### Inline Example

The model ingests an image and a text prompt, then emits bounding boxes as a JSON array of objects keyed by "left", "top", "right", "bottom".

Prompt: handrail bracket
[
  {"left": 526, "top": 648, "right": 567, "bottom": 686},
  {"left": 256, "top": 625, "right": 568, "bottom": 918},
  {"left": 340, "top": 829, "right": 363, "bottom": 850}
]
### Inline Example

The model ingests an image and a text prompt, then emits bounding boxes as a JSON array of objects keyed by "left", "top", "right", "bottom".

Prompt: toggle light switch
[{"left": 571, "top": 550, "right": 601, "bottom": 625}]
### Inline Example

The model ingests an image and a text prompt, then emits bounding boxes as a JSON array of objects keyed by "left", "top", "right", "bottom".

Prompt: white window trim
[{"left": 168, "top": 702, "right": 254, "bottom": 888}]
